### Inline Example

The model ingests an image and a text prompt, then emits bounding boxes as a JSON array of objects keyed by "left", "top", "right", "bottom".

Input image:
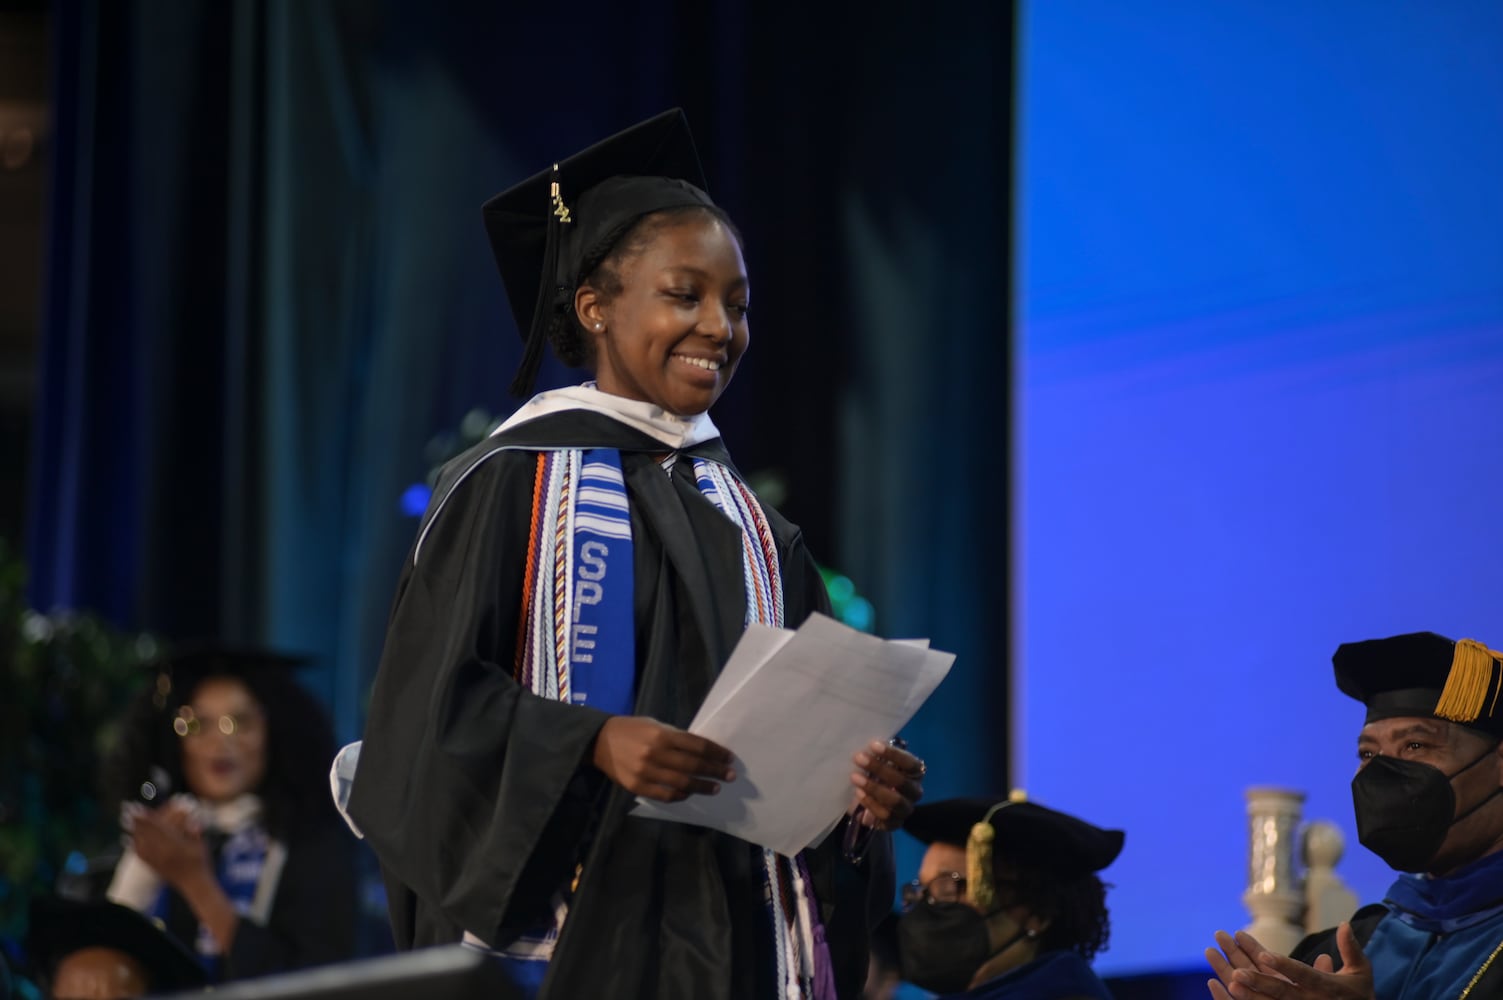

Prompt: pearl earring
[{"left": 595, "top": 323, "right": 603, "bottom": 330}]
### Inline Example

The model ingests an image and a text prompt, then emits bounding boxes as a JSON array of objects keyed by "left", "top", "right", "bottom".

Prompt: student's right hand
[{"left": 591, "top": 716, "right": 736, "bottom": 802}]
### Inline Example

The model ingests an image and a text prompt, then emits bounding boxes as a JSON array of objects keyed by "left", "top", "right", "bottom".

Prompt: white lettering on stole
[
  {"left": 572, "top": 541, "right": 609, "bottom": 665},
  {"left": 579, "top": 541, "right": 608, "bottom": 581},
  {"left": 571, "top": 623, "right": 597, "bottom": 663},
  {"left": 573, "top": 581, "right": 603, "bottom": 618}
]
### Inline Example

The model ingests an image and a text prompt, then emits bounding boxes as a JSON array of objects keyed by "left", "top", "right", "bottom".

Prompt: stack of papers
[{"left": 632, "top": 612, "right": 954, "bottom": 855}]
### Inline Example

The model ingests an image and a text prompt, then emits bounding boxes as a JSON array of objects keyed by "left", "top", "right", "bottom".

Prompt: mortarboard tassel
[
  {"left": 967, "top": 791, "right": 1026, "bottom": 911},
  {"left": 1435, "top": 638, "right": 1503, "bottom": 723},
  {"left": 509, "top": 165, "right": 572, "bottom": 397},
  {"left": 966, "top": 816, "right": 996, "bottom": 911}
]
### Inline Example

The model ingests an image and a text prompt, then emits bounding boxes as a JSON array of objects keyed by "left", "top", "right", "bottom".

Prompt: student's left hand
[
  {"left": 849, "top": 740, "right": 925, "bottom": 831},
  {"left": 1206, "top": 926, "right": 1374, "bottom": 999}
]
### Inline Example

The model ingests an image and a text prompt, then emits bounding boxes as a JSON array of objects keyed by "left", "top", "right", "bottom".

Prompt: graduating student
[
  {"left": 1208, "top": 632, "right": 1503, "bottom": 999},
  {"left": 103, "top": 646, "right": 357, "bottom": 981},
  {"left": 897, "top": 797, "right": 1121, "bottom": 999},
  {"left": 346, "top": 109, "right": 925, "bottom": 1000}
]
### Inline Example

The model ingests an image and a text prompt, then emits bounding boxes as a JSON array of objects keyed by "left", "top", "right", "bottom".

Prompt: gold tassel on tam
[
  {"left": 967, "top": 790, "right": 1028, "bottom": 911},
  {"left": 508, "top": 164, "right": 572, "bottom": 398},
  {"left": 1435, "top": 639, "right": 1503, "bottom": 723},
  {"left": 967, "top": 817, "right": 996, "bottom": 911}
]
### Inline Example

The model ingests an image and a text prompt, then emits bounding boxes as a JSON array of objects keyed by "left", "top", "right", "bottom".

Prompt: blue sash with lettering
[
  {"left": 513, "top": 448, "right": 635, "bottom": 715},
  {"left": 494, "top": 448, "right": 636, "bottom": 994},
  {"left": 566, "top": 450, "right": 634, "bottom": 715}
]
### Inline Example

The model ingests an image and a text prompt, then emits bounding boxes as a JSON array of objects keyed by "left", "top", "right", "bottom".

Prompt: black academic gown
[{"left": 347, "top": 411, "right": 893, "bottom": 1000}]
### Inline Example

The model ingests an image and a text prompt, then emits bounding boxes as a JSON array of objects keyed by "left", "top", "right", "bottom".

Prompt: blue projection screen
[{"left": 1016, "top": 2, "right": 1503, "bottom": 975}]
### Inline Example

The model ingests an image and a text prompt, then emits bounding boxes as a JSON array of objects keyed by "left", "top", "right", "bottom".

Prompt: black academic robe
[
  {"left": 347, "top": 411, "right": 893, "bottom": 1000},
  {"left": 159, "top": 823, "right": 358, "bottom": 980}
]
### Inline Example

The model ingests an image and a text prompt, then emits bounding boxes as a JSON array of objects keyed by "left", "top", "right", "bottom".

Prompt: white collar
[
  {"left": 494, "top": 383, "right": 721, "bottom": 451},
  {"left": 174, "top": 792, "right": 263, "bottom": 834}
]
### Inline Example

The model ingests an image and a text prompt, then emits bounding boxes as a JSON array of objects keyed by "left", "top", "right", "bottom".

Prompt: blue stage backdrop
[{"left": 1017, "top": 1, "right": 1503, "bottom": 975}]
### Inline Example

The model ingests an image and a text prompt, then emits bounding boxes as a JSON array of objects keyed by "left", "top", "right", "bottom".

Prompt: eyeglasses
[
  {"left": 173, "top": 706, "right": 263, "bottom": 738},
  {"left": 901, "top": 871, "right": 967, "bottom": 910}
]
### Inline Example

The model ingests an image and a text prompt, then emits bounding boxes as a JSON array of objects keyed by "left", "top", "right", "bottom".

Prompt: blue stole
[
  {"left": 498, "top": 449, "right": 635, "bottom": 995},
  {"left": 565, "top": 449, "right": 634, "bottom": 716}
]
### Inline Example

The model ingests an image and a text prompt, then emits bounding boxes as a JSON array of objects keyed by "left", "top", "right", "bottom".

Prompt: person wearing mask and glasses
[{"left": 897, "top": 795, "right": 1121, "bottom": 999}]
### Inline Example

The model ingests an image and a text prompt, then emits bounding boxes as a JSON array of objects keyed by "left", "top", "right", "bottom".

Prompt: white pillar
[{"left": 1242, "top": 786, "right": 1307, "bottom": 956}]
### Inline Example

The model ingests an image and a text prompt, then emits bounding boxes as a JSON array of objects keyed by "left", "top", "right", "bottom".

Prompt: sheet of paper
[
  {"left": 632, "top": 613, "right": 954, "bottom": 855},
  {"left": 693, "top": 622, "right": 794, "bottom": 723}
]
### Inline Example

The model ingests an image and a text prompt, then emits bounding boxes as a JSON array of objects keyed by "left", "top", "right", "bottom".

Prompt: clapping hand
[
  {"left": 1206, "top": 926, "right": 1374, "bottom": 1000},
  {"left": 124, "top": 799, "right": 214, "bottom": 892}
]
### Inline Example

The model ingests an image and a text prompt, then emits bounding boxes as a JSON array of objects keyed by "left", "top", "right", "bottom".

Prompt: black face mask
[
  {"left": 1352, "top": 742, "right": 1503, "bottom": 873},
  {"left": 896, "top": 903, "right": 1032, "bottom": 995}
]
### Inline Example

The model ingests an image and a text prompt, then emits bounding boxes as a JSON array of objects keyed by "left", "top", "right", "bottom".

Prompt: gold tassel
[
  {"left": 967, "top": 792, "right": 1027, "bottom": 910},
  {"left": 1435, "top": 639, "right": 1503, "bottom": 723},
  {"left": 549, "top": 164, "right": 572, "bottom": 224},
  {"left": 966, "top": 818, "right": 996, "bottom": 911}
]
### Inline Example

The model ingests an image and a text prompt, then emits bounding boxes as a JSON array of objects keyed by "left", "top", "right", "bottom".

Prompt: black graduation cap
[
  {"left": 26, "top": 897, "right": 206, "bottom": 993},
  {"left": 905, "top": 795, "right": 1124, "bottom": 879},
  {"left": 148, "top": 641, "right": 310, "bottom": 699},
  {"left": 1334, "top": 631, "right": 1503, "bottom": 738},
  {"left": 481, "top": 108, "right": 716, "bottom": 397}
]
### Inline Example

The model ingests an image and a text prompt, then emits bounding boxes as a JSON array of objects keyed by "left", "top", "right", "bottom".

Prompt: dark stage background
[{"left": 23, "top": 0, "right": 1013, "bottom": 898}]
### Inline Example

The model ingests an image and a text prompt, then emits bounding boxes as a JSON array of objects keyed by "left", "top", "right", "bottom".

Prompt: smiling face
[
  {"left": 177, "top": 676, "right": 269, "bottom": 804},
  {"left": 575, "top": 210, "right": 749, "bottom": 417}
]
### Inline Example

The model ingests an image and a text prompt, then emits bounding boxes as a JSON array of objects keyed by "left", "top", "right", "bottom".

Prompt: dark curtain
[{"left": 29, "top": 0, "right": 1014, "bottom": 815}]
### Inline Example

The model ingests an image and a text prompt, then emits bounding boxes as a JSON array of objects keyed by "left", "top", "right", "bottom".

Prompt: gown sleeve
[{"left": 345, "top": 450, "right": 613, "bottom": 948}]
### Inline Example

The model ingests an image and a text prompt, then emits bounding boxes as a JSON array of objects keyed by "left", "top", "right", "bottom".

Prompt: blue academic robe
[
  {"left": 1365, "top": 850, "right": 1503, "bottom": 998},
  {"left": 939, "top": 950, "right": 1115, "bottom": 1000}
]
